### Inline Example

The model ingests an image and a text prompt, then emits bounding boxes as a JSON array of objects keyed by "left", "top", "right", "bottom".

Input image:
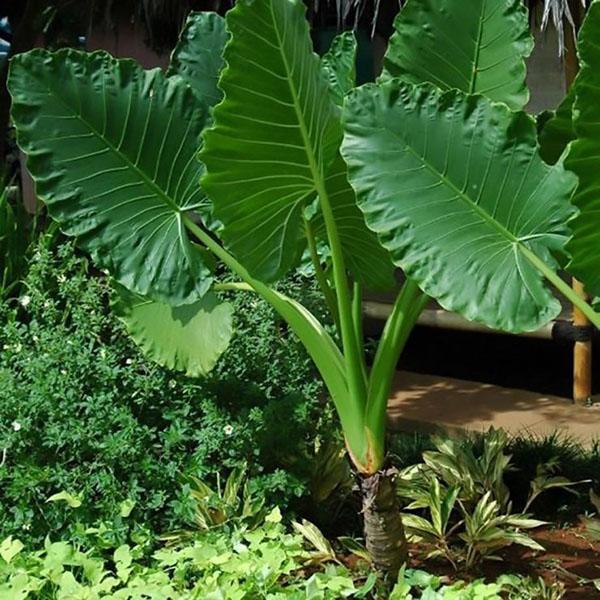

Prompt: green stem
[
  {"left": 352, "top": 281, "right": 368, "bottom": 383},
  {"left": 521, "top": 246, "right": 600, "bottom": 329},
  {"left": 316, "top": 175, "right": 370, "bottom": 466},
  {"left": 183, "top": 215, "right": 369, "bottom": 463},
  {"left": 212, "top": 282, "right": 253, "bottom": 292},
  {"left": 365, "top": 279, "right": 428, "bottom": 468},
  {"left": 303, "top": 215, "right": 339, "bottom": 331}
]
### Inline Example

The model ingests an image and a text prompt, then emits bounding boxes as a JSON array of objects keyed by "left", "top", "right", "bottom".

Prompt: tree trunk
[{"left": 361, "top": 468, "right": 408, "bottom": 577}]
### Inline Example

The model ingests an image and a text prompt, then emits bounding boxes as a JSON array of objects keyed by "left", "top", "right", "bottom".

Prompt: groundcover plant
[{"left": 7, "top": 0, "right": 600, "bottom": 576}]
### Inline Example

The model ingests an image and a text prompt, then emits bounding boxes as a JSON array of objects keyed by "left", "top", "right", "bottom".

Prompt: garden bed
[{"left": 407, "top": 524, "right": 600, "bottom": 599}]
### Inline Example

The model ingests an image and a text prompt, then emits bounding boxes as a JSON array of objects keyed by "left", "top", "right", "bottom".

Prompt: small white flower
[
  {"left": 168, "top": 380, "right": 177, "bottom": 389},
  {"left": 22, "top": 523, "right": 31, "bottom": 531},
  {"left": 11, "top": 421, "right": 21, "bottom": 432},
  {"left": 60, "top": 369, "right": 67, "bottom": 375},
  {"left": 43, "top": 300, "right": 52, "bottom": 309},
  {"left": 223, "top": 425, "right": 234, "bottom": 436},
  {"left": 19, "top": 295, "right": 31, "bottom": 308},
  {"left": 32, "top": 335, "right": 39, "bottom": 343},
  {"left": 57, "top": 274, "right": 66, "bottom": 283},
  {"left": 125, "top": 358, "right": 133, "bottom": 365}
]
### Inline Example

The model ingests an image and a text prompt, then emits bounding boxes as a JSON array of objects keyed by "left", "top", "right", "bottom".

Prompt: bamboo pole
[
  {"left": 573, "top": 280, "right": 592, "bottom": 404},
  {"left": 564, "top": 5, "right": 593, "bottom": 405}
]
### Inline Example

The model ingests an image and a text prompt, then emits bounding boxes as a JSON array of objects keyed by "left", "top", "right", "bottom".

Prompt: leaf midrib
[
  {"left": 390, "top": 125, "right": 520, "bottom": 248},
  {"left": 469, "top": 0, "right": 487, "bottom": 94},
  {"left": 268, "top": 1, "right": 327, "bottom": 194}
]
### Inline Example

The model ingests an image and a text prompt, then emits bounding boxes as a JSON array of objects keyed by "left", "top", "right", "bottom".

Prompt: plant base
[{"left": 361, "top": 468, "right": 408, "bottom": 577}]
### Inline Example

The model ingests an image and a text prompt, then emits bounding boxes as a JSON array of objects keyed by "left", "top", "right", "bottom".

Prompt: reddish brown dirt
[
  {"left": 405, "top": 523, "right": 600, "bottom": 599},
  {"left": 532, "top": 525, "right": 600, "bottom": 599}
]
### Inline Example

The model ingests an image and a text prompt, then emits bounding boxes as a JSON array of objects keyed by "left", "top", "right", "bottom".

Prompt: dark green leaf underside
[{"left": 539, "top": 87, "right": 576, "bottom": 165}]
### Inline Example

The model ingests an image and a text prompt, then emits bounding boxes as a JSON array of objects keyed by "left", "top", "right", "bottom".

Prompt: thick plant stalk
[{"left": 361, "top": 469, "right": 408, "bottom": 576}]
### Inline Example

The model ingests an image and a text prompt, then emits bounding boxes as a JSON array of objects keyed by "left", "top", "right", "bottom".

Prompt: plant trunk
[{"left": 361, "top": 468, "right": 408, "bottom": 577}]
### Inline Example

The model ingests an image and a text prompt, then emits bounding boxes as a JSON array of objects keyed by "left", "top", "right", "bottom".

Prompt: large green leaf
[
  {"left": 539, "top": 87, "right": 576, "bottom": 165},
  {"left": 113, "top": 285, "right": 233, "bottom": 376},
  {"left": 201, "top": 0, "right": 341, "bottom": 283},
  {"left": 168, "top": 12, "right": 228, "bottom": 109},
  {"left": 312, "top": 153, "right": 395, "bottom": 291},
  {"left": 342, "top": 81, "right": 577, "bottom": 333},
  {"left": 9, "top": 49, "right": 211, "bottom": 304},
  {"left": 321, "top": 31, "right": 357, "bottom": 107},
  {"left": 565, "top": 0, "right": 600, "bottom": 297},
  {"left": 382, "top": 0, "right": 533, "bottom": 110},
  {"left": 315, "top": 32, "right": 396, "bottom": 290}
]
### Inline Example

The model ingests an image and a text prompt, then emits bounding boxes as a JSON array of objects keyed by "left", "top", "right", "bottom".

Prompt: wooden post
[
  {"left": 573, "top": 279, "right": 592, "bottom": 404},
  {"left": 564, "top": 4, "right": 593, "bottom": 405}
]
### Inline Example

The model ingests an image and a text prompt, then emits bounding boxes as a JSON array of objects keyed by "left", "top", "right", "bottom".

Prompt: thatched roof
[{"left": 0, "top": 0, "right": 586, "bottom": 54}]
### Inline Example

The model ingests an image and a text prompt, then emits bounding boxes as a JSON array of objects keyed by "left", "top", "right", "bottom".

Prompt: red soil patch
[{"left": 406, "top": 522, "right": 600, "bottom": 599}]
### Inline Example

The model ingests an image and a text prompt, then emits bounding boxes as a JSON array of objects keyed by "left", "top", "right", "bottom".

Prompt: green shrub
[
  {"left": 0, "top": 241, "right": 337, "bottom": 544},
  {"left": 0, "top": 518, "right": 565, "bottom": 599},
  {"left": 0, "top": 508, "right": 377, "bottom": 599}
]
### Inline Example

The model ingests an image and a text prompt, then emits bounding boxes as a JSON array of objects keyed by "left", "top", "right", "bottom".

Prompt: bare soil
[{"left": 406, "top": 522, "right": 600, "bottom": 599}]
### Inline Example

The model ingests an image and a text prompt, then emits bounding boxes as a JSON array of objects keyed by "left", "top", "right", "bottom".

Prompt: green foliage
[
  {"left": 382, "top": 0, "right": 533, "bottom": 110},
  {"left": 538, "top": 87, "right": 575, "bottom": 165},
  {"left": 113, "top": 285, "right": 234, "bottom": 377},
  {"left": 342, "top": 80, "right": 577, "bottom": 333},
  {"left": 8, "top": 49, "right": 213, "bottom": 306},
  {"left": 391, "top": 431, "right": 600, "bottom": 521},
  {"left": 0, "top": 182, "right": 49, "bottom": 301},
  {"left": 390, "top": 568, "right": 565, "bottom": 599},
  {"left": 396, "top": 430, "right": 583, "bottom": 569},
  {"left": 564, "top": 0, "right": 600, "bottom": 297},
  {"left": 0, "top": 524, "right": 565, "bottom": 599},
  {"left": 163, "top": 465, "right": 267, "bottom": 543},
  {"left": 167, "top": 12, "right": 228, "bottom": 109},
  {"left": 8, "top": 0, "right": 600, "bottom": 492},
  {"left": 0, "top": 509, "right": 380, "bottom": 599},
  {"left": 0, "top": 241, "right": 337, "bottom": 544}
]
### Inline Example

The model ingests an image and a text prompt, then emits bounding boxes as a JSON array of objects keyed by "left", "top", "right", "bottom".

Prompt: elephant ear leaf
[
  {"left": 539, "top": 87, "right": 576, "bottom": 165},
  {"left": 8, "top": 49, "right": 212, "bottom": 305},
  {"left": 565, "top": 0, "right": 600, "bottom": 297},
  {"left": 201, "top": 0, "right": 341, "bottom": 283},
  {"left": 168, "top": 12, "right": 228, "bottom": 109},
  {"left": 342, "top": 81, "right": 577, "bottom": 333},
  {"left": 312, "top": 153, "right": 396, "bottom": 291},
  {"left": 321, "top": 31, "right": 357, "bottom": 106},
  {"left": 382, "top": 0, "right": 533, "bottom": 109},
  {"left": 113, "top": 285, "right": 233, "bottom": 377}
]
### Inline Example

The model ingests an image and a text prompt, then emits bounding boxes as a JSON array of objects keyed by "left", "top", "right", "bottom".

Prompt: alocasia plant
[{"left": 8, "top": 0, "right": 600, "bottom": 575}]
